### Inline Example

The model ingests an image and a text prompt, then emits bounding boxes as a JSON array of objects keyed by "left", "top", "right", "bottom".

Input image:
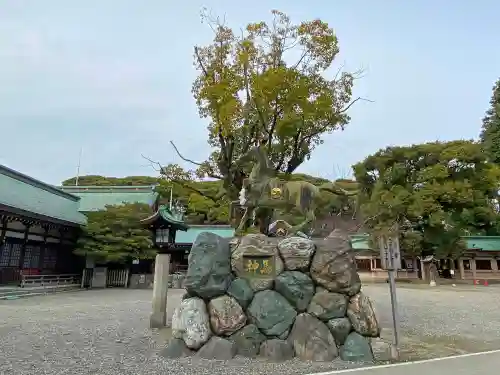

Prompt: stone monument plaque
[
  {"left": 242, "top": 255, "right": 275, "bottom": 278},
  {"left": 231, "top": 234, "right": 284, "bottom": 291}
]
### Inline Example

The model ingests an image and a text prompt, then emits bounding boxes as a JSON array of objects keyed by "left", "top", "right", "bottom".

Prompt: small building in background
[
  {"left": 0, "top": 165, "right": 87, "bottom": 285},
  {"left": 141, "top": 203, "right": 234, "bottom": 274},
  {"left": 350, "top": 233, "right": 500, "bottom": 282},
  {"left": 168, "top": 224, "right": 235, "bottom": 273}
]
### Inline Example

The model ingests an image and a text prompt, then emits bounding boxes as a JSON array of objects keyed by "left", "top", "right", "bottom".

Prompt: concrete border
[{"left": 306, "top": 349, "right": 500, "bottom": 375}]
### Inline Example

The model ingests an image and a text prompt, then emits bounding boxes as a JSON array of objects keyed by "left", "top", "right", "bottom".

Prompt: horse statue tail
[{"left": 318, "top": 182, "right": 358, "bottom": 196}]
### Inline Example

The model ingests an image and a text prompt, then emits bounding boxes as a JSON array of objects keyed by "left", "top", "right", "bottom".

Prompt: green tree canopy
[
  {"left": 163, "top": 9, "right": 366, "bottom": 201},
  {"left": 62, "top": 175, "right": 158, "bottom": 186},
  {"left": 353, "top": 140, "right": 500, "bottom": 258},
  {"left": 480, "top": 79, "right": 500, "bottom": 163},
  {"left": 75, "top": 203, "right": 155, "bottom": 263},
  {"left": 63, "top": 172, "right": 357, "bottom": 226}
]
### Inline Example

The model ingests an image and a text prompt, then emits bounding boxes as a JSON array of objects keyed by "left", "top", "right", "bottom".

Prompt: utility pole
[
  {"left": 169, "top": 186, "right": 173, "bottom": 210},
  {"left": 75, "top": 147, "right": 83, "bottom": 186}
]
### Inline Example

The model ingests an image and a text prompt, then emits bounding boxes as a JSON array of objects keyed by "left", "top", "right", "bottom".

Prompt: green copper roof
[
  {"left": 175, "top": 225, "right": 235, "bottom": 244},
  {"left": 347, "top": 234, "right": 500, "bottom": 252},
  {"left": 59, "top": 185, "right": 159, "bottom": 212},
  {"left": 141, "top": 205, "right": 189, "bottom": 231},
  {"left": 350, "top": 234, "right": 371, "bottom": 251},
  {"left": 465, "top": 236, "right": 500, "bottom": 251},
  {"left": 0, "top": 164, "right": 87, "bottom": 225}
]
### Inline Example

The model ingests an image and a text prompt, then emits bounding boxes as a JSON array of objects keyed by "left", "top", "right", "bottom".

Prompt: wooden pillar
[
  {"left": 55, "top": 227, "right": 66, "bottom": 273},
  {"left": 491, "top": 258, "right": 498, "bottom": 271},
  {"left": 18, "top": 223, "right": 30, "bottom": 270},
  {"left": 0, "top": 216, "right": 7, "bottom": 260},
  {"left": 39, "top": 226, "right": 49, "bottom": 271}
]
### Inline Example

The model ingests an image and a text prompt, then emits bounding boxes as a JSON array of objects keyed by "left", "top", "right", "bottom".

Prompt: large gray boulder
[
  {"left": 208, "top": 295, "right": 246, "bottom": 336},
  {"left": 259, "top": 339, "right": 294, "bottom": 361},
  {"left": 159, "top": 338, "right": 193, "bottom": 358},
  {"left": 347, "top": 292, "right": 381, "bottom": 338},
  {"left": 247, "top": 290, "right": 297, "bottom": 337},
  {"left": 307, "top": 288, "right": 349, "bottom": 321},
  {"left": 310, "top": 230, "right": 361, "bottom": 296},
  {"left": 277, "top": 236, "right": 315, "bottom": 271},
  {"left": 340, "top": 332, "right": 374, "bottom": 362},
  {"left": 326, "top": 317, "right": 352, "bottom": 345},
  {"left": 227, "top": 278, "right": 254, "bottom": 309},
  {"left": 171, "top": 297, "right": 211, "bottom": 349},
  {"left": 229, "top": 324, "right": 266, "bottom": 358},
  {"left": 196, "top": 336, "right": 237, "bottom": 360},
  {"left": 184, "top": 232, "right": 232, "bottom": 299},
  {"left": 274, "top": 271, "right": 315, "bottom": 312},
  {"left": 288, "top": 313, "right": 338, "bottom": 361}
]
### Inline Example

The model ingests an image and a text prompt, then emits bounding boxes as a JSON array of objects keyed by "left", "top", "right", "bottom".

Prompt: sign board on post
[
  {"left": 378, "top": 234, "right": 401, "bottom": 360},
  {"left": 378, "top": 235, "right": 402, "bottom": 270}
]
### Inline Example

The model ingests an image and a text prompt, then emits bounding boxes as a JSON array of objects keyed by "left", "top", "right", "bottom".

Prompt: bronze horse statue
[{"left": 234, "top": 142, "right": 357, "bottom": 235}]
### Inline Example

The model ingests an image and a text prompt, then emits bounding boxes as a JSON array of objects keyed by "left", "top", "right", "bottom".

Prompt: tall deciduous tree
[
  {"left": 75, "top": 203, "right": 155, "bottom": 263},
  {"left": 165, "top": 9, "right": 366, "bottom": 201},
  {"left": 353, "top": 140, "right": 500, "bottom": 258},
  {"left": 480, "top": 79, "right": 500, "bottom": 163}
]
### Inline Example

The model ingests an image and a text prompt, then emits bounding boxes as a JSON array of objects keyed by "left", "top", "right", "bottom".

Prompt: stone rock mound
[
  {"left": 171, "top": 297, "right": 211, "bottom": 350},
  {"left": 163, "top": 231, "right": 380, "bottom": 363},
  {"left": 288, "top": 313, "right": 338, "bottom": 361},
  {"left": 184, "top": 232, "right": 232, "bottom": 299},
  {"left": 274, "top": 271, "right": 315, "bottom": 312},
  {"left": 230, "top": 324, "right": 265, "bottom": 357},
  {"left": 260, "top": 339, "right": 294, "bottom": 361},
  {"left": 247, "top": 290, "right": 297, "bottom": 337},
  {"left": 310, "top": 229, "right": 362, "bottom": 296},
  {"left": 208, "top": 295, "right": 246, "bottom": 336},
  {"left": 277, "top": 236, "right": 315, "bottom": 271}
]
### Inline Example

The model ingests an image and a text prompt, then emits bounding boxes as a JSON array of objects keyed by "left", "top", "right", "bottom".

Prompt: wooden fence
[{"left": 106, "top": 269, "right": 129, "bottom": 287}]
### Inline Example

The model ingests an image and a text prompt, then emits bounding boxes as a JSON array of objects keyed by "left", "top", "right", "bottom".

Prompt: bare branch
[
  {"left": 194, "top": 47, "right": 209, "bottom": 77},
  {"left": 176, "top": 180, "right": 218, "bottom": 203},
  {"left": 350, "top": 212, "right": 382, "bottom": 234},
  {"left": 332, "top": 63, "right": 346, "bottom": 82},
  {"left": 141, "top": 152, "right": 219, "bottom": 203},
  {"left": 292, "top": 49, "right": 308, "bottom": 70},
  {"left": 141, "top": 154, "right": 163, "bottom": 172},
  {"left": 339, "top": 97, "right": 374, "bottom": 114},
  {"left": 170, "top": 141, "right": 204, "bottom": 166}
]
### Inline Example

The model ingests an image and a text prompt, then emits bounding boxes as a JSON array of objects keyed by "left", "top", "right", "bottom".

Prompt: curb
[{"left": 0, "top": 287, "right": 84, "bottom": 301}]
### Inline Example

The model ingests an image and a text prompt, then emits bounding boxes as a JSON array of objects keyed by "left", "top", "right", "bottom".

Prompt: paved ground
[
  {"left": 1, "top": 284, "right": 499, "bottom": 375},
  {"left": 316, "top": 350, "right": 500, "bottom": 375}
]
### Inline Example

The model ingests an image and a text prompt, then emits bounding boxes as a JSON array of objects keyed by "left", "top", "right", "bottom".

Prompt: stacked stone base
[{"left": 162, "top": 230, "right": 380, "bottom": 363}]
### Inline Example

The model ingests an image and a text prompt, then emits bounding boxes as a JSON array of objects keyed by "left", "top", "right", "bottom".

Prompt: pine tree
[{"left": 480, "top": 79, "right": 500, "bottom": 163}]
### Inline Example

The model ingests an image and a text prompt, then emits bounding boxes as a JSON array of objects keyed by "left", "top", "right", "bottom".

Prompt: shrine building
[{"left": 0, "top": 165, "right": 87, "bottom": 285}]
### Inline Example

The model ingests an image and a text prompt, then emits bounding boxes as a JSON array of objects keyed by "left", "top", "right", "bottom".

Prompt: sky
[{"left": 1, "top": 0, "right": 500, "bottom": 185}]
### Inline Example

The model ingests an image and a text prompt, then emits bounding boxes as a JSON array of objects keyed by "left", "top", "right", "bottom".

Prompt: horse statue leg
[
  {"left": 290, "top": 209, "right": 316, "bottom": 238},
  {"left": 236, "top": 205, "right": 254, "bottom": 232}
]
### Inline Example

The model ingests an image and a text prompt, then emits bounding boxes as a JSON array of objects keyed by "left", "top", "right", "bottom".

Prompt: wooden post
[
  {"left": 0, "top": 216, "right": 7, "bottom": 260},
  {"left": 18, "top": 223, "right": 30, "bottom": 270},
  {"left": 39, "top": 226, "right": 49, "bottom": 271}
]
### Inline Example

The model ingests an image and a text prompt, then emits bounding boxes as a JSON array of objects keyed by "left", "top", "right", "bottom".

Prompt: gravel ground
[{"left": 1, "top": 284, "right": 499, "bottom": 375}]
